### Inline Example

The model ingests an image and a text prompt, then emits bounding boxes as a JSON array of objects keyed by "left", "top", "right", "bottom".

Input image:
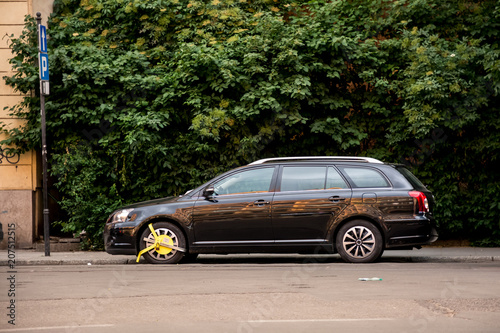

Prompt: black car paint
[{"left": 104, "top": 162, "right": 438, "bottom": 256}]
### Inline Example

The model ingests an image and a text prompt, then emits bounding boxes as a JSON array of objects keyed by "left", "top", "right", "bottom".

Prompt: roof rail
[{"left": 249, "top": 156, "right": 384, "bottom": 165}]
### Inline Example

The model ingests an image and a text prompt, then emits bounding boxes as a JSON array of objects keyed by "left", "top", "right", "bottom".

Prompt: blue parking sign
[
  {"left": 39, "top": 25, "right": 47, "bottom": 53},
  {"left": 39, "top": 53, "right": 49, "bottom": 81}
]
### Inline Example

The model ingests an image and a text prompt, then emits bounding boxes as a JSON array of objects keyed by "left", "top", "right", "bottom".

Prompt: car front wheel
[
  {"left": 336, "top": 220, "right": 383, "bottom": 263},
  {"left": 139, "top": 222, "right": 186, "bottom": 264}
]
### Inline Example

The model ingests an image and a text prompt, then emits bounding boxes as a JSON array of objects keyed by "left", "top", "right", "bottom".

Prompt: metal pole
[{"left": 36, "top": 12, "right": 50, "bottom": 256}]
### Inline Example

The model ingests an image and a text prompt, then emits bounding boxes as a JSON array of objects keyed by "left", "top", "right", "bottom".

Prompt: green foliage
[{"left": 2, "top": 0, "right": 499, "bottom": 247}]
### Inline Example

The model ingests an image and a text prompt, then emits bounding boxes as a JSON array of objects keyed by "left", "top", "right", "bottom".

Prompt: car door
[
  {"left": 192, "top": 166, "right": 277, "bottom": 244},
  {"left": 271, "top": 166, "right": 352, "bottom": 242}
]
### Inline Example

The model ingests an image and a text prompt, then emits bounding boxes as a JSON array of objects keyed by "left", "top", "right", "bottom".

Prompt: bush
[{"left": 2, "top": 0, "right": 499, "bottom": 247}]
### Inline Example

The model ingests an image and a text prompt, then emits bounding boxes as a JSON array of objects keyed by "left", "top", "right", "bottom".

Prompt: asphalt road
[{"left": 1, "top": 259, "right": 499, "bottom": 333}]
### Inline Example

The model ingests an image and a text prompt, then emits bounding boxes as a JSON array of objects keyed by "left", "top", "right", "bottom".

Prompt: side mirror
[{"left": 203, "top": 186, "right": 215, "bottom": 198}]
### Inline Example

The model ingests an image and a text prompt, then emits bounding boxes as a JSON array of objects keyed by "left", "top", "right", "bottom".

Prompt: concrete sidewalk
[{"left": 2, "top": 247, "right": 500, "bottom": 266}]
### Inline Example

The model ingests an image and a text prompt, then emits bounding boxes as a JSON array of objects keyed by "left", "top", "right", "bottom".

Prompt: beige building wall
[{"left": 1, "top": 0, "right": 53, "bottom": 249}]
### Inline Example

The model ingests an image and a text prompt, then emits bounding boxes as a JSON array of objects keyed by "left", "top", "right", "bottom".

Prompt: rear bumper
[{"left": 385, "top": 215, "right": 438, "bottom": 248}]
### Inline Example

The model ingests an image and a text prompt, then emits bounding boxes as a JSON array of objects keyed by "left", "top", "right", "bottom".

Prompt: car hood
[{"left": 121, "top": 196, "right": 181, "bottom": 209}]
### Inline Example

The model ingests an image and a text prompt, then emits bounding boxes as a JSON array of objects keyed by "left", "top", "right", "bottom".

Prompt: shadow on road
[{"left": 189, "top": 254, "right": 418, "bottom": 265}]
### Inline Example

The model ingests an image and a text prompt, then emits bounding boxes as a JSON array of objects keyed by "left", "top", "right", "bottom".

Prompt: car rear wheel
[
  {"left": 139, "top": 222, "right": 186, "bottom": 264},
  {"left": 336, "top": 220, "right": 383, "bottom": 263}
]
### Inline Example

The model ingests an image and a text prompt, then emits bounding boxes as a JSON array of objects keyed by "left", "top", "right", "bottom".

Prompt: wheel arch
[
  {"left": 134, "top": 217, "right": 190, "bottom": 254},
  {"left": 332, "top": 215, "right": 386, "bottom": 251}
]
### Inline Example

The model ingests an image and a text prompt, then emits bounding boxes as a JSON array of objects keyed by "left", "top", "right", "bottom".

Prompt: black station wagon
[{"left": 104, "top": 156, "right": 438, "bottom": 263}]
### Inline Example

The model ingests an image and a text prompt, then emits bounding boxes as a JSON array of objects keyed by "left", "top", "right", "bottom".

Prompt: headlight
[{"left": 108, "top": 209, "right": 135, "bottom": 224}]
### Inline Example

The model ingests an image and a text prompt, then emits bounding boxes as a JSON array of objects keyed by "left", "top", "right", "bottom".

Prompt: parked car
[{"left": 104, "top": 156, "right": 438, "bottom": 263}]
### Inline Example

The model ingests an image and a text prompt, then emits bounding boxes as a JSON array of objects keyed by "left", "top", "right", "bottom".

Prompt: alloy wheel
[
  {"left": 342, "top": 226, "right": 376, "bottom": 259},
  {"left": 144, "top": 227, "right": 179, "bottom": 261}
]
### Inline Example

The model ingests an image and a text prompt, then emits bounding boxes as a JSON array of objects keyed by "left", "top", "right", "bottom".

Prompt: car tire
[
  {"left": 139, "top": 222, "right": 186, "bottom": 264},
  {"left": 336, "top": 220, "right": 383, "bottom": 263}
]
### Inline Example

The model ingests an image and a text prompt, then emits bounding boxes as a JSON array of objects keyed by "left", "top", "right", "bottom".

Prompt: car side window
[
  {"left": 338, "top": 167, "right": 390, "bottom": 188},
  {"left": 326, "top": 167, "right": 348, "bottom": 189},
  {"left": 213, "top": 167, "right": 275, "bottom": 195},
  {"left": 280, "top": 166, "right": 327, "bottom": 191}
]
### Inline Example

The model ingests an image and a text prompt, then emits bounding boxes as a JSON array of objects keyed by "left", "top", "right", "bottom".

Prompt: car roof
[{"left": 249, "top": 156, "right": 384, "bottom": 165}]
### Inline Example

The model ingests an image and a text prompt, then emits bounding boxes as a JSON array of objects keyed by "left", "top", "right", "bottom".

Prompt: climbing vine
[{"left": 2, "top": 0, "right": 499, "bottom": 247}]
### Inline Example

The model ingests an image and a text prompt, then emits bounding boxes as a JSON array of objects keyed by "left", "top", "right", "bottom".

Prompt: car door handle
[
  {"left": 253, "top": 200, "right": 270, "bottom": 206},
  {"left": 329, "top": 196, "right": 346, "bottom": 202}
]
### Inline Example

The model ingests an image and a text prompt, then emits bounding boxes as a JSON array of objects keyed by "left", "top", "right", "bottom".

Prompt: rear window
[
  {"left": 279, "top": 166, "right": 349, "bottom": 191},
  {"left": 395, "top": 166, "right": 427, "bottom": 191},
  {"left": 338, "top": 167, "right": 390, "bottom": 188},
  {"left": 280, "top": 166, "right": 326, "bottom": 191}
]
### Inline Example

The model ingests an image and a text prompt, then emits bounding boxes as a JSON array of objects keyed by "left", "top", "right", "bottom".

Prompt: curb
[
  {"left": 385, "top": 256, "right": 500, "bottom": 263},
  {"left": 1, "top": 259, "right": 140, "bottom": 266}
]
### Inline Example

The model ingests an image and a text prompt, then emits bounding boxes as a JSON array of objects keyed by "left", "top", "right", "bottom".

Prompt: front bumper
[{"left": 104, "top": 223, "right": 137, "bottom": 255}]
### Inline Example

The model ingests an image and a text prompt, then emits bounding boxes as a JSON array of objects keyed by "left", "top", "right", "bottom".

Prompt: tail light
[{"left": 409, "top": 191, "right": 429, "bottom": 214}]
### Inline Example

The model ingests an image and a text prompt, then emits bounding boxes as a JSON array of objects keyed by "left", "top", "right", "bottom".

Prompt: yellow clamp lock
[{"left": 136, "top": 223, "right": 185, "bottom": 263}]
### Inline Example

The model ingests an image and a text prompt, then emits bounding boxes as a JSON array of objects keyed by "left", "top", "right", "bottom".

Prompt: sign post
[{"left": 36, "top": 12, "right": 50, "bottom": 256}]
